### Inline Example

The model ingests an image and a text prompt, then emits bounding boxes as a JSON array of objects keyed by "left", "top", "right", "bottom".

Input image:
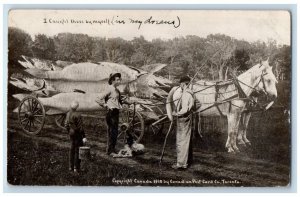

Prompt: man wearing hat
[
  {"left": 96, "top": 73, "right": 133, "bottom": 157},
  {"left": 64, "top": 101, "right": 87, "bottom": 173},
  {"left": 171, "top": 75, "right": 195, "bottom": 169}
]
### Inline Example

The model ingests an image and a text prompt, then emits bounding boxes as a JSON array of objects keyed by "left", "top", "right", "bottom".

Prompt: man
[
  {"left": 96, "top": 73, "right": 133, "bottom": 157},
  {"left": 171, "top": 76, "right": 195, "bottom": 169},
  {"left": 64, "top": 101, "right": 87, "bottom": 173}
]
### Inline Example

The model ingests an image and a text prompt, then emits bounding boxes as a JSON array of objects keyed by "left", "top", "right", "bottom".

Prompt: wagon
[
  {"left": 16, "top": 63, "right": 275, "bottom": 146},
  {"left": 17, "top": 95, "right": 145, "bottom": 143}
]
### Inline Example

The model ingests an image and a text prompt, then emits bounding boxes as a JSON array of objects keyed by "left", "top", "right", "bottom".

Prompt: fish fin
[
  {"left": 35, "top": 79, "right": 46, "bottom": 91},
  {"left": 25, "top": 68, "right": 48, "bottom": 78},
  {"left": 46, "top": 109, "right": 64, "bottom": 115},
  {"left": 153, "top": 93, "right": 165, "bottom": 99},
  {"left": 12, "top": 94, "right": 29, "bottom": 101},
  {"left": 141, "top": 64, "right": 167, "bottom": 74},
  {"left": 140, "top": 104, "right": 154, "bottom": 112},
  {"left": 139, "top": 111, "right": 159, "bottom": 120},
  {"left": 128, "top": 66, "right": 145, "bottom": 74},
  {"left": 13, "top": 107, "right": 19, "bottom": 113},
  {"left": 155, "top": 80, "right": 167, "bottom": 87},
  {"left": 18, "top": 55, "right": 34, "bottom": 68},
  {"left": 73, "top": 89, "right": 86, "bottom": 94},
  {"left": 150, "top": 64, "right": 167, "bottom": 74}
]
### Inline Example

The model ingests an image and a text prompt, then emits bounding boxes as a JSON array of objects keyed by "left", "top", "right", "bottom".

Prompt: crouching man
[{"left": 64, "top": 101, "right": 87, "bottom": 173}]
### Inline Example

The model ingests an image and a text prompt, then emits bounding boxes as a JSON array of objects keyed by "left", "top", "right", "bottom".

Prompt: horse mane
[{"left": 238, "top": 62, "right": 263, "bottom": 82}]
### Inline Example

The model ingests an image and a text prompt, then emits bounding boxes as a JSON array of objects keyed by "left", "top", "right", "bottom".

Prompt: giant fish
[
  {"left": 11, "top": 61, "right": 171, "bottom": 98},
  {"left": 10, "top": 73, "right": 169, "bottom": 98},
  {"left": 13, "top": 92, "right": 163, "bottom": 120},
  {"left": 25, "top": 62, "right": 150, "bottom": 82},
  {"left": 13, "top": 92, "right": 103, "bottom": 113}
]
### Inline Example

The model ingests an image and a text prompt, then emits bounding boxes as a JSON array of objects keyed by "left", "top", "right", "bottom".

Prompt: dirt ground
[{"left": 6, "top": 98, "right": 291, "bottom": 187}]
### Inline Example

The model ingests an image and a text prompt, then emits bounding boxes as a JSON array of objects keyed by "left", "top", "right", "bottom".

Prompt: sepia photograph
[{"left": 6, "top": 9, "right": 291, "bottom": 187}]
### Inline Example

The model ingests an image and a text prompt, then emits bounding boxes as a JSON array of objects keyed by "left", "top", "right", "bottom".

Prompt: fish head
[{"left": 10, "top": 76, "right": 45, "bottom": 91}]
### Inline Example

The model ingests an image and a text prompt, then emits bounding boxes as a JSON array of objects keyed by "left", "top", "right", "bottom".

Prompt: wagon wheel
[
  {"left": 55, "top": 113, "right": 67, "bottom": 131},
  {"left": 118, "top": 107, "right": 144, "bottom": 143},
  {"left": 18, "top": 96, "right": 45, "bottom": 135}
]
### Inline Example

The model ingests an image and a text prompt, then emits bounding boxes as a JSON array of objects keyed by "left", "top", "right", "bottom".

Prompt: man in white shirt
[
  {"left": 171, "top": 76, "right": 195, "bottom": 169},
  {"left": 96, "top": 73, "right": 132, "bottom": 156}
]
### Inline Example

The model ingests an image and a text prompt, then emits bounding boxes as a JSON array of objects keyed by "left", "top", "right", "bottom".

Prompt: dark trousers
[
  {"left": 106, "top": 108, "right": 119, "bottom": 154},
  {"left": 69, "top": 136, "right": 83, "bottom": 170}
]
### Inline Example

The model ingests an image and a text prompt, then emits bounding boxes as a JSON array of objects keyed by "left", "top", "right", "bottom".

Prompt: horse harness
[{"left": 190, "top": 71, "right": 269, "bottom": 117}]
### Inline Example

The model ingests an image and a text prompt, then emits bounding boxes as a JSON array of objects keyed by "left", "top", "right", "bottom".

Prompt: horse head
[{"left": 257, "top": 58, "right": 278, "bottom": 109}]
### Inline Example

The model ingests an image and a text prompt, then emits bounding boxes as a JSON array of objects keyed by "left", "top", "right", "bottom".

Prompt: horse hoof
[
  {"left": 238, "top": 142, "right": 247, "bottom": 147},
  {"left": 233, "top": 146, "right": 240, "bottom": 152},
  {"left": 246, "top": 142, "right": 252, "bottom": 146}
]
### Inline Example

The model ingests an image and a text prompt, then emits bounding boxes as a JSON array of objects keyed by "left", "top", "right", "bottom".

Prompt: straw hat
[
  {"left": 179, "top": 75, "right": 191, "bottom": 83},
  {"left": 108, "top": 73, "right": 121, "bottom": 85}
]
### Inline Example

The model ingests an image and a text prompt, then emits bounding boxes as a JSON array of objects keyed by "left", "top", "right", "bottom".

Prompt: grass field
[{"left": 6, "top": 78, "right": 291, "bottom": 187}]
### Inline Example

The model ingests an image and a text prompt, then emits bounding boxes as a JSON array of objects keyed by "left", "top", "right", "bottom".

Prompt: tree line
[{"left": 8, "top": 27, "right": 291, "bottom": 81}]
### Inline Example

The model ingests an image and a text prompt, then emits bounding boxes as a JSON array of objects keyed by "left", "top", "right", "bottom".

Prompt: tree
[
  {"left": 227, "top": 48, "right": 250, "bottom": 77},
  {"left": 32, "top": 34, "right": 56, "bottom": 60},
  {"left": 130, "top": 36, "right": 151, "bottom": 66},
  {"left": 90, "top": 37, "right": 107, "bottom": 62},
  {"left": 273, "top": 45, "right": 291, "bottom": 80},
  {"left": 162, "top": 38, "right": 182, "bottom": 79},
  {"left": 105, "top": 37, "right": 133, "bottom": 64},
  {"left": 130, "top": 36, "right": 165, "bottom": 67},
  {"left": 205, "top": 34, "right": 236, "bottom": 80},
  {"left": 54, "top": 33, "right": 93, "bottom": 62},
  {"left": 182, "top": 35, "right": 207, "bottom": 78},
  {"left": 8, "top": 27, "right": 32, "bottom": 62}
]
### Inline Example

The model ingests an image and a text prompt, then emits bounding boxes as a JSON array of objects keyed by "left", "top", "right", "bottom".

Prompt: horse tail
[{"left": 166, "top": 86, "right": 178, "bottom": 121}]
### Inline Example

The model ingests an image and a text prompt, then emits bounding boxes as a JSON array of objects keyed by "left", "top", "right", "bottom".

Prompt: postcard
[{"left": 7, "top": 9, "right": 291, "bottom": 187}]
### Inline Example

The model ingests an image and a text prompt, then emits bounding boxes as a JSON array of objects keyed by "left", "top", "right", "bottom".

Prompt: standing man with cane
[{"left": 166, "top": 76, "right": 195, "bottom": 169}]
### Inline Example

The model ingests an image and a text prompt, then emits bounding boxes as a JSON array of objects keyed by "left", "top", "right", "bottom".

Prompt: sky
[{"left": 8, "top": 10, "right": 291, "bottom": 45}]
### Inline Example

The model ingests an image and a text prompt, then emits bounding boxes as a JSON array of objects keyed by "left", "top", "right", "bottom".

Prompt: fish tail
[
  {"left": 12, "top": 94, "right": 31, "bottom": 113},
  {"left": 13, "top": 107, "right": 19, "bottom": 113},
  {"left": 12, "top": 94, "right": 29, "bottom": 101},
  {"left": 18, "top": 56, "right": 34, "bottom": 68}
]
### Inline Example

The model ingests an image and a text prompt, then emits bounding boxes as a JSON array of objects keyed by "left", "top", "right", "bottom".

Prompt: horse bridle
[{"left": 253, "top": 72, "right": 268, "bottom": 96}]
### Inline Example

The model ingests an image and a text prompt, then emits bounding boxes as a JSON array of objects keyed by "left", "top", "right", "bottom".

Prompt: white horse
[
  {"left": 237, "top": 96, "right": 258, "bottom": 146},
  {"left": 167, "top": 59, "right": 278, "bottom": 152}
]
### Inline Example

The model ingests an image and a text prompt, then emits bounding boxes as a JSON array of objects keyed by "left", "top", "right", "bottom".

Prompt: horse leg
[
  {"left": 241, "top": 97, "right": 257, "bottom": 146},
  {"left": 226, "top": 113, "right": 241, "bottom": 153},
  {"left": 225, "top": 114, "right": 232, "bottom": 152},
  {"left": 237, "top": 112, "right": 248, "bottom": 146},
  {"left": 232, "top": 112, "right": 242, "bottom": 152},
  {"left": 242, "top": 112, "right": 252, "bottom": 146}
]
